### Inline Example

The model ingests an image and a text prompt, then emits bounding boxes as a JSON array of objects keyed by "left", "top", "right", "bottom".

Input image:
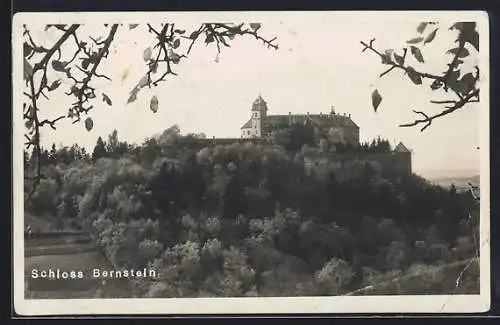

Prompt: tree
[
  {"left": 23, "top": 22, "right": 278, "bottom": 192},
  {"left": 92, "top": 136, "right": 107, "bottom": 161},
  {"left": 362, "top": 22, "right": 480, "bottom": 131}
]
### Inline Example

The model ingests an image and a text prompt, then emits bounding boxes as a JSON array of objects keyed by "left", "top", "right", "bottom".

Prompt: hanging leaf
[
  {"left": 410, "top": 46, "right": 425, "bottom": 63},
  {"left": 150, "top": 95, "right": 159, "bottom": 113},
  {"left": 371, "top": 89, "right": 382, "bottom": 112},
  {"left": 23, "top": 43, "right": 33, "bottom": 57},
  {"left": 168, "top": 50, "right": 181, "bottom": 64},
  {"left": 406, "top": 67, "right": 422, "bottom": 85},
  {"left": 84, "top": 117, "right": 94, "bottom": 131},
  {"left": 48, "top": 80, "right": 62, "bottom": 91},
  {"left": 449, "top": 22, "right": 464, "bottom": 31},
  {"left": 189, "top": 31, "right": 199, "bottom": 39},
  {"left": 249, "top": 23, "right": 261, "bottom": 31},
  {"left": 416, "top": 22, "right": 428, "bottom": 33},
  {"left": 430, "top": 79, "right": 442, "bottom": 90},
  {"left": 446, "top": 47, "right": 470, "bottom": 58},
  {"left": 138, "top": 75, "right": 149, "bottom": 88},
  {"left": 102, "top": 93, "right": 112, "bottom": 106},
  {"left": 143, "top": 47, "right": 153, "bottom": 62},
  {"left": 173, "top": 39, "right": 181, "bottom": 49},
  {"left": 81, "top": 58, "right": 90, "bottom": 69},
  {"left": 406, "top": 37, "right": 424, "bottom": 44},
  {"left": 462, "top": 29, "right": 479, "bottom": 51},
  {"left": 424, "top": 28, "right": 438, "bottom": 44},
  {"left": 127, "top": 89, "right": 139, "bottom": 104},
  {"left": 393, "top": 53, "right": 405, "bottom": 65},
  {"left": 129, "top": 24, "right": 139, "bottom": 30},
  {"left": 24, "top": 59, "right": 33, "bottom": 81},
  {"left": 51, "top": 60, "right": 67, "bottom": 72},
  {"left": 458, "top": 73, "right": 477, "bottom": 93},
  {"left": 445, "top": 69, "right": 460, "bottom": 84},
  {"left": 451, "top": 59, "right": 465, "bottom": 70}
]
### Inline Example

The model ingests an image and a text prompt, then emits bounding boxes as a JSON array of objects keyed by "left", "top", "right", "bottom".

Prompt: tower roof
[
  {"left": 394, "top": 142, "right": 411, "bottom": 153},
  {"left": 252, "top": 95, "right": 268, "bottom": 111}
]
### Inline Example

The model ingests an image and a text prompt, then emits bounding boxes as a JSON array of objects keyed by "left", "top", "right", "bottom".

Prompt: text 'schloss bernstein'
[{"left": 31, "top": 268, "right": 158, "bottom": 279}]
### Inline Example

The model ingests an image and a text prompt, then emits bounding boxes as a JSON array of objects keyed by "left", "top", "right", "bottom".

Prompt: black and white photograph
[{"left": 13, "top": 11, "right": 490, "bottom": 315}]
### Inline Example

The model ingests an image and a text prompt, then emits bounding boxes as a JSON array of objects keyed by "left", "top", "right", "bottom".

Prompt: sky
[{"left": 21, "top": 12, "right": 487, "bottom": 178}]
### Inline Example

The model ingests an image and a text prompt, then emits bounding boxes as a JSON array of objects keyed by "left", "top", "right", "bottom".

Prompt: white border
[{"left": 12, "top": 11, "right": 491, "bottom": 315}]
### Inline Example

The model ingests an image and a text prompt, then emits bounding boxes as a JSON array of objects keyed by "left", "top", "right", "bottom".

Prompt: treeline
[{"left": 24, "top": 126, "right": 480, "bottom": 297}]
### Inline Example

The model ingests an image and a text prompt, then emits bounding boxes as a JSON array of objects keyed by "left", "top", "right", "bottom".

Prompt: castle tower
[{"left": 250, "top": 94, "right": 268, "bottom": 137}]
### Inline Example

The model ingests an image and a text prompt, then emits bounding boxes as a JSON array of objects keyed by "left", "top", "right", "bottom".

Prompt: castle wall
[
  {"left": 304, "top": 152, "right": 412, "bottom": 176},
  {"left": 184, "top": 138, "right": 411, "bottom": 177},
  {"left": 342, "top": 127, "right": 360, "bottom": 145}
]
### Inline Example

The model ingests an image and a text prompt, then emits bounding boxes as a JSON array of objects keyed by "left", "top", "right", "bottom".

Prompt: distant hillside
[{"left": 427, "top": 175, "right": 480, "bottom": 188}]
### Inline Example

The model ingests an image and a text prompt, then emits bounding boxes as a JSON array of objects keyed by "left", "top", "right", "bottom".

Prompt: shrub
[{"left": 313, "top": 258, "right": 353, "bottom": 295}]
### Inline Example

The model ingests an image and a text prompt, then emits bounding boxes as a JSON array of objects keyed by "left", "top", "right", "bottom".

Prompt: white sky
[{"left": 22, "top": 12, "right": 486, "bottom": 177}]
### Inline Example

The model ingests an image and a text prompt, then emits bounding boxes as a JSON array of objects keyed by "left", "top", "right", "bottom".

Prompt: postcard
[{"left": 12, "top": 10, "right": 490, "bottom": 315}]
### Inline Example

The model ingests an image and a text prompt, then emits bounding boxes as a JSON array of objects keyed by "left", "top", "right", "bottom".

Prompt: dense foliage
[{"left": 24, "top": 127, "right": 480, "bottom": 297}]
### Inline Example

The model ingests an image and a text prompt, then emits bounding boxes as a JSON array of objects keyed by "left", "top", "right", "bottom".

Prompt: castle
[
  {"left": 239, "top": 95, "right": 412, "bottom": 175},
  {"left": 240, "top": 95, "right": 360, "bottom": 145}
]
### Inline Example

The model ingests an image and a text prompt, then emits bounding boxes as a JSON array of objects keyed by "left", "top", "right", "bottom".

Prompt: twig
[{"left": 399, "top": 89, "right": 480, "bottom": 131}]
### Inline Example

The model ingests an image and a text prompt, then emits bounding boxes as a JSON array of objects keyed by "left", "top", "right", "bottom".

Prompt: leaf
[
  {"left": 410, "top": 46, "right": 425, "bottom": 63},
  {"left": 371, "top": 89, "right": 382, "bottom": 112},
  {"left": 406, "top": 37, "right": 424, "bottom": 44},
  {"left": 416, "top": 22, "right": 428, "bottom": 33},
  {"left": 51, "top": 60, "right": 67, "bottom": 72},
  {"left": 446, "top": 47, "right": 470, "bottom": 58},
  {"left": 138, "top": 75, "right": 149, "bottom": 88},
  {"left": 393, "top": 53, "right": 405, "bottom": 65},
  {"left": 173, "top": 39, "right": 181, "bottom": 49},
  {"left": 127, "top": 89, "right": 139, "bottom": 104},
  {"left": 205, "top": 34, "right": 214, "bottom": 44},
  {"left": 143, "top": 47, "right": 153, "bottom": 62},
  {"left": 84, "top": 117, "right": 94, "bottom": 131},
  {"left": 450, "top": 22, "right": 467, "bottom": 31},
  {"left": 462, "top": 29, "right": 479, "bottom": 51},
  {"left": 150, "top": 95, "right": 159, "bottom": 113},
  {"left": 458, "top": 72, "right": 476, "bottom": 92},
  {"left": 424, "top": 28, "right": 438, "bottom": 44},
  {"left": 81, "top": 58, "right": 90, "bottom": 69},
  {"left": 24, "top": 59, "right": 33, "bottom": 81},
  {"left": 189, "top": 31, "right": 199, "bottom": 39},
  {"left": 380, "top": 53, "right": 392, "bottom": 64},
  {"left": 102, "top": 93, "right": 112, "bottom": 106},
  {"left": 174, "top": 29, "right": 186, "bottom": 34},
  {"left": 23, "top": 43, "right": 33, "bottom": 57},
  {"left": 406, "top": 67, "right": 422, "bottom": 85},
  {"left": 48, "top": 80, "right": 61, "bottom": 91},
  {"left": 249, "top": 23, "right": 261, "bottom": 31},
  {"left": 444, "top": 70, "right": 462, "bottom": 93},
  {"left": 445, "top": 69, "right": 460, "bottom": 84},
  {"left": 430, "top": 79, "right": 442, "bottom": 90},
  {"left": 450, "top": 59, "right": 464, "bottom": 70},
  {"left": 25, "top": 120, "right": 33, "bottom": 129},
  {"left": 129, "top": 24, "right": 139, "bottom": 30}
]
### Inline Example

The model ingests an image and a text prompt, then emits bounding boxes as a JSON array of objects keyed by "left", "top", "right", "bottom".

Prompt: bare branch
[{"left": 399, "top": 89, "right": 480, "bottom": 131}]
